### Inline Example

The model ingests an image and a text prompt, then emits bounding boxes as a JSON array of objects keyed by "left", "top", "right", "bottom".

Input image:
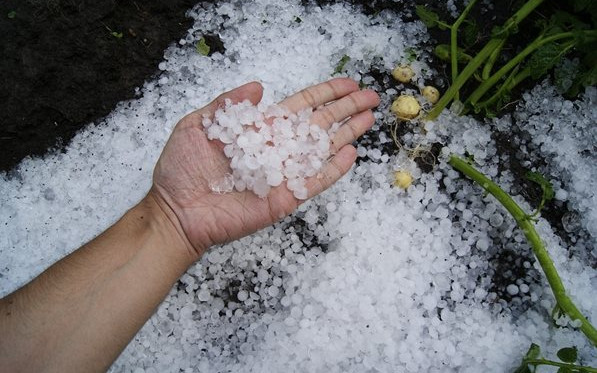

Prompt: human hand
[{"left": 148, "top": 78, "right": 380, "bottom": 260}]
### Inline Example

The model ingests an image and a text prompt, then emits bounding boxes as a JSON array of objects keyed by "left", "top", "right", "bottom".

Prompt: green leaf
[
  {"left": 195, "top": 37, "right": 210, "bottom": 56},
  {"left": 557, "top": 368, "right": 572, "bottom": 373},
  {"left": 434, "top": 44, "right": 451, "bottom": 61},
  {"left": 524, "top": 343, "right": 541, "bottom": 360},
  {"left": 462, "top": 20, "right": 479, "bottom": 47},
  {"left": 549, "top": 11, "right": 589, "bottom": 33},
  {"left": 491, "top": 25, "right": 514, "bottom": 39},
  {"left": 111, "top": 31, "right": 123, "bottom": 39},
  {"left": 333, "top": 55, "right": 350, "bottom": 75},
  {"left": 556, "top": 347, "right": 578, "bottom": 363},
  {"left": 294, "top": 16, "right": 302, "bottom": 23},
  {"left": 566, "top": 51, "right": 597, "bottom": 97},
  {"left": 434, "top": 44, "right": 472, "bottom": 63},
  {"left": 526, "top": 171, "right": 555, "bottom": 203},
  {"left": 415, "top": 5, "right": 440, "bottom": 28},
  {"left": 7, "top": 10, "right": 16, "bottom": 18},
  {"left": 554, "top": 59, "right": 580, "bottom": 94},
  {"left": 405, "top": 47, "right": 418, "bottom": 63},
  {"left": 576, "top": 63, "right": 597, "bottom": 88},
  {"left": 527, "top": 43, "right": 567, "bottom": 80},
  {"left": 571, "top": 0, "right": 592, "bottom": 11}
]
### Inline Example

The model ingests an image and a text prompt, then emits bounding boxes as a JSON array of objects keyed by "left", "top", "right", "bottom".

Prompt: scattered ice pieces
[
  {"left": 203, "top": 99, "right": 336, "bottom": 199},
  {"left": 209, "top": 173, "right": 235, "bottom": 194},
  {"left": 2, "top": 0, "right": 596, "bottom": 372}
]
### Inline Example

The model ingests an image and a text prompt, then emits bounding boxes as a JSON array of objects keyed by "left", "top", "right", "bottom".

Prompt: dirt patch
[{"left": 0, "top": 0, "right": 197, "bottom": 172}]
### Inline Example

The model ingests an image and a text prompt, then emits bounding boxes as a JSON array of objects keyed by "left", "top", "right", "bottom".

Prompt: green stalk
[
  {"left": 467, "top": 31, "right": 596, "bottom": 106},
  {"left": 427, "top": 39, "right": 504, "bottom": 119},
  {"left": 477, "top": 37, "right": 576, "bottom": 112},
  {"left": 449, "top": 155, "right": 597, "bottom": 346},
  {"left": 437, "top": 20, "right": 453, "bottom": 30},
  {"left": 524, "top": 359, "right": 597, "bottom": 372},
  {"left": 451, "top": 0, "right": 480, "bottom": 101},
  {"left": 474, "top": 66, "right": 527, "bottom": 112},
  {"left": 481, "top": 39, "right": 505, "bottom": 80},
  {"left": 426, "top": 0, "right": 545, "bottom": 120}
]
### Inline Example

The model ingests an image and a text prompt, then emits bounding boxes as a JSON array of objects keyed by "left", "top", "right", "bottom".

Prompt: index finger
[{"left": 279, "top": 78, "right": 359, "bottom": 112}]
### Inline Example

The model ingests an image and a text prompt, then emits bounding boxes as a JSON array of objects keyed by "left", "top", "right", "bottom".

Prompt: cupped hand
[{"left": 149, "top": 78, "right": 380, "bottom": 259}]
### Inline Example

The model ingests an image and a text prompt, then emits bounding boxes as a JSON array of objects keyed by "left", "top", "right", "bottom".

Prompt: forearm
[{"left": 0, "top": 195, "right": 195, "bottom": 372}]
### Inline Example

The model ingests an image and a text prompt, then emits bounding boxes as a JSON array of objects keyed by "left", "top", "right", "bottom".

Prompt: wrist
[{"left": 134, "top": 191, "right": 206, "bottom": 266}]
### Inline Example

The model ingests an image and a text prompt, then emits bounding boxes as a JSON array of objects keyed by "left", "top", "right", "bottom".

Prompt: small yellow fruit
[
  {"left": 391, "top": 95, "right": 421, "bottom": 120},
  {"left": 392, "top": 65, "right": 415, "bottom": 83},
  {"left": 422, "top": 86, "right": 440, "bottom": 104},
  {"left": 393, "top": 170, "right": 413, "bottom": 189}
]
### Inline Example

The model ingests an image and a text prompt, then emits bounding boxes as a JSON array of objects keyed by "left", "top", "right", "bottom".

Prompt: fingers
[
  {"left": 305, "top": 145, "right": 357, "bottom": 199},
  {"left": 330, "top": 110, "right": 375, "bottom": 154},
  {"left": 279, "top": 78, "right": 359, "bottom": 112},
  {"left": 310, "top": 89, "right": 380, "bottom": 129}
]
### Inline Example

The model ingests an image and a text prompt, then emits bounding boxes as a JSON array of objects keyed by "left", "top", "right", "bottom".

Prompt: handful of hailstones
[{"left": 202, "top": 99, "right": 340, "bottom": 200}]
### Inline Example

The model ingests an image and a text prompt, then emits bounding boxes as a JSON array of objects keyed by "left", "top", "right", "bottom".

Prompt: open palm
[{"left": 150, "top": 78, "right": 379, "bottom": 258}]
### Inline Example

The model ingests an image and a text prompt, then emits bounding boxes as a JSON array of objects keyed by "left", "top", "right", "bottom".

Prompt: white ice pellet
[
  {"left": 204, "top": 99, "right": 338, "bottom": 199},
  {"left": 268, "top": 286, "right": 279, "bottom": 297},
  {"left": 476, "top": 238, "right": 490, "bottom": 251},
  {"left": 489, "top": 213, "right": 504, "bottom": 227},
  {"left": 237, "top": 290, "right": 249, "bottom": 302},
  {"left": 555, "top": 189, "right": 568, "bottom": 201},
  {"left": 197, "top": 289, "right": 211, "bottom": 302},
  {"left": 209, "top": 173, "right": 235, "bottom": 194},
  {"left": 506, "top": 284, "right": 520, "bottom": 296}
]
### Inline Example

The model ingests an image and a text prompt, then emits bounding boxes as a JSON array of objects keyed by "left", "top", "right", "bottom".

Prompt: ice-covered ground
[{"left": 1, "top": 0, "right": 595, "bottom": 372}]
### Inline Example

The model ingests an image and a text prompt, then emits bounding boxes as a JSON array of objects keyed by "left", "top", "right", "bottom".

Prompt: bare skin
[{"left": 0, "top": 78, "right": 380, "bottom": 372}]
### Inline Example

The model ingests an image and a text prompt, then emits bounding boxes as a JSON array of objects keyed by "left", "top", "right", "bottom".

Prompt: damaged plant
[{"left": 417, "top": 0, "right": 597, "bottom": 118}]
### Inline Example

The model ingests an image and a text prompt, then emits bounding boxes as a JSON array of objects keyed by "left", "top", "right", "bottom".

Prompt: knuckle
[
  {"left": 326, "top": 81, "right": 341, "bottom": 99},
  {"left": 347, "top": 92, "right": 362, "bottom": 110},
  {"left": 321, "top": 107, "right": 336, "bottom": 123},
  {"left": 301, "top": 89, "right": 318, "bottom": 107}
]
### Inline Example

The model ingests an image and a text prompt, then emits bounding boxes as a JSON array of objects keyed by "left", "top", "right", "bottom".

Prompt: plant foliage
[{"left": 418, "top": 0, "right": 597, "bottom": 119}]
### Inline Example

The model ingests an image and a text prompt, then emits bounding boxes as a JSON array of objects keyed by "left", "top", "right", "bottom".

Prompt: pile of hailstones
[{"left": 202, "top": 99, "right": 339, "bottom": 199}]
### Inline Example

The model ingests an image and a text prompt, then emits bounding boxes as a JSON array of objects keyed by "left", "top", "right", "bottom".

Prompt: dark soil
[{"left": 0, "top": 0, "right": 197, "bottom": 172}]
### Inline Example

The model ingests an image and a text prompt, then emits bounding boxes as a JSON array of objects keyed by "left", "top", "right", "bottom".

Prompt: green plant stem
[
  {"left": 475, "top": 66, "right": 527, "bottom": 112},
  {"left": 427, "top": 39, "right": 503, "bottom": 119},
  {"left": 450, "top": 0, "right": 479, "bottom": 101},
  {"left": 481, "top": 39, "right": 505, "bottom": 80},
  {"left": 437, "top": 20, "right": 452, "bottom": 29},
  {"left": 426, "top": 0, "right": 545, "bottom": 120},
  {"left": 525, "top": 359, "right": 597, "bottom": 372},
  {"left": 477, "top": 35, "right": 571, "bottom": 111},
  {"left": 509, "top": 67, "right": 531, "bottom": 89},
  {"left": 448, "top": 155, "right": 597, "bottom": 346},
  {"left": 467, "top": 30, "right": 597, "bottom": 106}
]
